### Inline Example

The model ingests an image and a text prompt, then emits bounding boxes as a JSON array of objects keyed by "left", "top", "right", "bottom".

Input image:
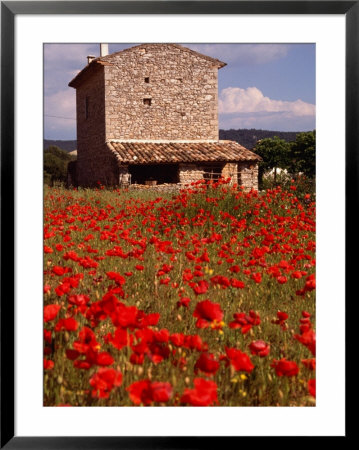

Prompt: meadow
[{"left": 44, "top": 179, "right": 315, "bottom": 406}]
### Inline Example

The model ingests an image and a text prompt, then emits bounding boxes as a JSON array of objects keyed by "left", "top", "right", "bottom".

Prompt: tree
[
  {"left": 288, "top": 131, "right": 316, "bottom": 178},
  {"left": 44, "top": 145, "right": 75, "bottom": 185},
  {"left": 254, "top": 136, "right": 291, "bottom": 185}
]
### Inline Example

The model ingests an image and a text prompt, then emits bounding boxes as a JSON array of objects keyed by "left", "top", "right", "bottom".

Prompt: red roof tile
[{"left": 107, "top": 141, "right": 261, "bottom": 165}]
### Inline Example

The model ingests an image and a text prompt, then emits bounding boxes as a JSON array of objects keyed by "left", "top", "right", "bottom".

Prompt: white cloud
[
  {"left": 219, "top": 86, "right": 315, "bottom": 117},
  {"left": 44, "top": 88, "right": 76, "bottom": 118},
  {"left": 187, "top": 44, "right": 290, "bottom": 65}
]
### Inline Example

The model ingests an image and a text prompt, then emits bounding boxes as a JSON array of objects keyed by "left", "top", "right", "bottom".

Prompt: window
[
  {"left": 144, "top": 77, "right": 150, "bottom": 83},
  {"left": 143, "top": 98, "right": 152, "bottom": 106},
  {"left": 85, "top": 96, "right": 90, "bottom": 119}
]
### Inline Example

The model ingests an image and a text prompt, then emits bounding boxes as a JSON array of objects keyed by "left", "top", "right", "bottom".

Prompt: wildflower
[
  {"left": 308, "top": 379, "right": 316, "bottom": 398},
  {"left": 229, "top": 310, "right": 260, "bottom": 334},
  {"left": 180, "top": 378, "right": 218, "bottom": 406},
  {"left": 294, "top": 329, "right": 316, "bottom": 356},
  {"left": 44, "top": 358, "right": 54, "bottom": 370},
  {"left": 249, "top": 340, "right": 270, "bottom": 357},
  {"left": 271, "top": 358, "right": 299, "bottom": 377},
  {"left": 89, "top": 368, "right": 122, "bottom": 398},
  {"left": 127, "top": 379, "right": 172, "bottom": 405},
  {"left": 194, "top": 353, "right": 220, "bottom": 376},
  {"left": 193, "top": 300, "right": 224, "bottom": 328},
  {"left": 224, "top": 347, "right": 254, "bottom": 373},
  {"left": 55, "top": 317, "right": 79, "bottom": 332},
  {"left": 44, "top": 304, "right": 61, "bottom": 322}
]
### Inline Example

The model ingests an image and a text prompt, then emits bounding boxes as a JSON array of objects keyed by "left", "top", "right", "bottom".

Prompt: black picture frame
[{"left": 1, "top": 1, "right": 355, "bottom": 447}]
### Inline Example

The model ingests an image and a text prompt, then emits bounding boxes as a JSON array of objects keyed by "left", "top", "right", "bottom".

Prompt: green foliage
[
  {"left": 254, "top": 132, "right": 316, "bottom": 190},
  {"left": 254, "top": 136, "right": 291, "bottom": 187},
  {"left": 44, "top": 146, "right": 75, "bottom": 185},
  {"left": 288, "top": 131, "right": 316, "bottom": 178}
]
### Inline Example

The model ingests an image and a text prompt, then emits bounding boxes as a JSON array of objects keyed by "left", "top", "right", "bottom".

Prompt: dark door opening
[{"left": 129, "top": 164, "right": 179, "bottom": 185}]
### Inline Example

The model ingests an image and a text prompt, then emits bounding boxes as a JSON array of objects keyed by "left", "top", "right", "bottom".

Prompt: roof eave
[{"left": 68, "top": 60, "right": 113, "bottom": 89}]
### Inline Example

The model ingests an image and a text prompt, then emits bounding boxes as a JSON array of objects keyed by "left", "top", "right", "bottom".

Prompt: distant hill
[
  {"left": 44, "top": 129, "right": 303, "bottom": 153},
  {"left": 44, "top": 139, "right": 77, "bottom": 152},
  {"left": 219, "top": 129, "right": 300, "bottom": 149}
]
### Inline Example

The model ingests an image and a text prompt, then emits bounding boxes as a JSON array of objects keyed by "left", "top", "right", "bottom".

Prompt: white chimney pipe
[
  {"left": 87, "top": 55, "right": 96, "bottom": 64},
  {"left": 100, "top": 44, "right": 109, "bottom": 57}
]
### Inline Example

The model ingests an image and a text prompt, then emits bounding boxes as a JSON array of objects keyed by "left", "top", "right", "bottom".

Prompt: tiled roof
[{"left": 107, "top": 141, "right": 261, "bottom": 165}]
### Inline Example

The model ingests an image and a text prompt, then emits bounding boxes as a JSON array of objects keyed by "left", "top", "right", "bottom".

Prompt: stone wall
[
  {"left": 221, "top": 163, "right": 237, "bottom": 184},
  {"left": 76, "top": 67, "right": 108, "bottom": 186},
  {"left": 238, "top": 162, "right": 259, "bottom": 191},
  {"left": 178, "top": 164, "right": 205, "bottom": 184},
  {"left": 103, "top": 44, "right": 220, "bottom": 141}
]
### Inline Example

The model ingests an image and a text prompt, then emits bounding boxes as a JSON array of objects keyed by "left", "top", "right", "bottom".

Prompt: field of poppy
[{"left": 44, "top": 179, "right": 315, "bottom": 406}]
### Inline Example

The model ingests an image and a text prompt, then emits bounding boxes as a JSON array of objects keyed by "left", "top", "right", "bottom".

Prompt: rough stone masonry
[{"left": 69, "top": 43, "right": 261, "bottom": 189}]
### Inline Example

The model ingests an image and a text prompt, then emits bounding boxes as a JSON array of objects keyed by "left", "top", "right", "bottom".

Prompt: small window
[
  {"left": 143, "top": 98, "right": 152, "bottom": 106},
  {"left": 85, "top": 96, "right": 90, "bottom": 119},
  {"left": 144, "top": 77, "right": 150, "bottom": 83}
]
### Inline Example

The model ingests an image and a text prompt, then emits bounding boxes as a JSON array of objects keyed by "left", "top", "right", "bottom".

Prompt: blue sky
[{"left": 44, "top": 43, "right": 315, "bottom": 140}]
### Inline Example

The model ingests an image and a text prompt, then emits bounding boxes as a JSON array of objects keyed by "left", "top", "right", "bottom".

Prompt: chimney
[
  {"left": 87, "top": 55, "right": 96, "bottom": 64},
  {"left": 100, "top": 44, "right": 109, "bottom": 57}
]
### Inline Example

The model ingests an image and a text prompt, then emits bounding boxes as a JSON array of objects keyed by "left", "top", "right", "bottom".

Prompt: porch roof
[{"left": 107, "top": 140, "right": 261, "bottom": 165}]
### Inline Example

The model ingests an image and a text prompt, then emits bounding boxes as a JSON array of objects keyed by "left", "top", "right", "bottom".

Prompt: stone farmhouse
[{"left": 68, "top": 43, "right": 260, "bottom": 188}]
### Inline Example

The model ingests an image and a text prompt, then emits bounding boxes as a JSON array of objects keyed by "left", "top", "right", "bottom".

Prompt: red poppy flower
[
  {"left": 192, "top": 280, "right": 209, "bottom": 296},
  {"left": 225, "top": 347, "right": 254, "bottom": 373},
  {"left": 135, "top": 265, "right": 144, "bottom": 271},
  {"left": 277, "top": 311, "right": 288, "bottom": 321},
  {"left": 170, "top": 333, "right": 185, "bottom": 347},
  {"left": 294, "top": 329, "right": 316, "bottom": 356},
  {"left": 251, "top": 272, "right": 262, "bottom": 283},
  {"left": 105, "top": 328, "right": 131, "bottom": 350},
  {"left": 272, "top": 311, "right": 289, "bottom": 330},
  {"left": 149, "top": 382, "right": 173, "bottom": 403},
  {"left": 73, "top": 326, "right": 99, "bottom": 354},
  {"left": 127, "top": 379, "right": 172, "bottom": 405},
  {"left": 68, "top": 294, "right": 90, "bottom": 307},
  {"left": 177, "top": 297, "right": 191, "bottom": 308},
  {"left": 180, "top": 378, "right": 218, "bottom": 406},
  {"left": 55, "top": 317, "right": 78, "bottom": 332},
  {"left": 66, "top": 349, "right": 80, "bottom": 360},
  {"left": 271, "top": 358, "right": 299, "bottom": 377},
  {"left": 106, "top": 271, "right": 126, "bottom": 286},
  {"left": 193, "top": 300, "right": 224, "bottom": 328},
  {"left": 44, "top": 358, "right": 54, "bottom": 370},
  {"left": 210, "top": 275, "right": 230, "bottom": 288},
  {"left": 302, "top": 358, "right": 316, "bottom": 370},
  {"left": 44, "top": 304, "right": 61, "bottom": 322},
  {"left": 308, "top": 378, "right": 316, "bottom": 398},
  {"left": 249, "top": 340, "right": 270, "bottom": 357},
  {"left": 44, "top": 329, "right": 52, "bottom": 344},
  {"left": 230, "top": 278, "right": 245, "bottom": 289},
  {"left": 291, "top": 271, "right": 303, "bottom": 279},
  {"left": 194, "top": 353, "right": 220, "bottom": 375},
  {"left": 52, "top": 266, "right": 71, "bottom": 276},
  {"left": 89, "top": 368, "right": 122, "bottom": 398},
  {"left": 44, "top": 284, "right": 51, "bottom": 294},
  {"left": 229, "top": 310, "right": 260, "bottom": 334}
]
